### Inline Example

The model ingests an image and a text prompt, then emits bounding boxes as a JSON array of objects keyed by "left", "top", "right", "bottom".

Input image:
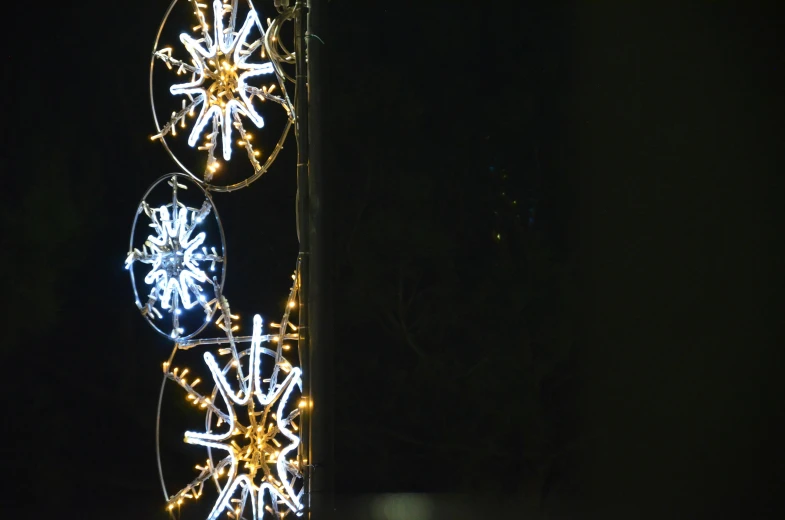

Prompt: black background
[{"left": 2, "top": 1, "right": 784, "bottom": 518}]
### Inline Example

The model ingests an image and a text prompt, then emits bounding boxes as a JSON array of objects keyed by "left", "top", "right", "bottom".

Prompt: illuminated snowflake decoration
[
  {"left": 166, "top": 314, "right": 304, "bottom": 518},
  {"left": 125, "top": 180, "right": 223, "bottom": 338},
  {"left": 153, "top": 0, "right": 292, "bottom": 181}
]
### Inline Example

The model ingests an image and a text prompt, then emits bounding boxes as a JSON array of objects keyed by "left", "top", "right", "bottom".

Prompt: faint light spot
[{"left": 371, "top": 494, "right": 433, "bottom": 520}]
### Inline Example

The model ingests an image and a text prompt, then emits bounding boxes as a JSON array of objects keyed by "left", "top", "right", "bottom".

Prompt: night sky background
[{"left": 2, "top": 1, "right": 784, "bottom": 518}]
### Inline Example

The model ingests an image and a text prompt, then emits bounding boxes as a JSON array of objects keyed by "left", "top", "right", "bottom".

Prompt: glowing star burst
[
  {"left": 167, "top": 315, "right": 304, "bottom": 518},
  {"left": 155, "top": 0, "right": 279, "bottom": 169},
  {"left": 126, "top": 183, "right": 223, "bottom": 338}
]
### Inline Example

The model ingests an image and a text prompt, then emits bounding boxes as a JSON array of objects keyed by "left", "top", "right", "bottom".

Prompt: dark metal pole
[
  {"left": 306, "top": 0, "right": 334, "bottom": 518},
  {"left": 293, "top": 0, "right": 314, "bottom": 515},
  {"left": 295, "top": 0, "right": 331, "bottom": 516}
]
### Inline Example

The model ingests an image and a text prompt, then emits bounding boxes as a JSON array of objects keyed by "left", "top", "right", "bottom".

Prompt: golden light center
[{"left": 207, "top": 52, "right": 240, "bottom": 105}]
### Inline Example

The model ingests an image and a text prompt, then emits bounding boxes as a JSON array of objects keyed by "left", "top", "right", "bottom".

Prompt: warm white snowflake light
[
  {"left": 172, "top": 0, "right": 272, "bottom": 160},
  {"left": 151, "top": 0, "right": 294, "bottom": 186},
  {"left": 164, "top": 293, "right": 305, "bottom": 518}
]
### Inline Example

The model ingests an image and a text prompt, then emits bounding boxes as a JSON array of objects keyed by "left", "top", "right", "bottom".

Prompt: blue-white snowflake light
[{"left": 126, "top": 178, "right": 223, "bottom": 339}]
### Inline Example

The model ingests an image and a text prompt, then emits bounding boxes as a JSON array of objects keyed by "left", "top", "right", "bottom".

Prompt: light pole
[
  {"left": 295, "top": 0, "right": 333, "bottom": 516},
  {"left": 305, "top": 1, "right": 334, "bottom": 517},
  {"left": 126, "top": 0, "right": 332, "bottom": 518}
]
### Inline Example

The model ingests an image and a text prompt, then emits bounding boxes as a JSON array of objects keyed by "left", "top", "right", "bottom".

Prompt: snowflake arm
[
  {"left": 166, "top": 456, "right": 232, "bottom": 512},
  {"left": 184, "top": 351, "right": 238, "bottom": 442},
  {"left": 215, "top": 474, "right": 256, "bottom": 520},
  {"left": 276, "top": 367, "right": 303, "bottom": 510}
]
